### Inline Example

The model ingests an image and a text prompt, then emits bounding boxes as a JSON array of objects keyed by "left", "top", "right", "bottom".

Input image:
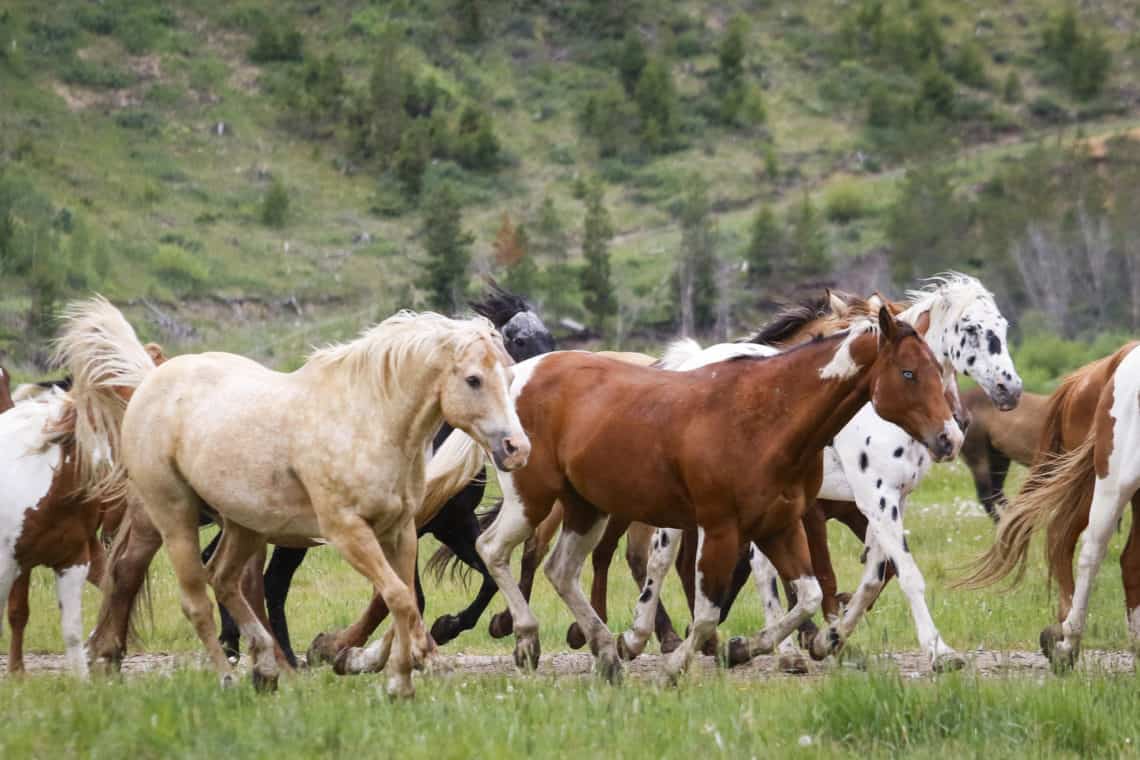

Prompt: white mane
[
  {"left": 897, "top": 272, "right": 995, "bottom": 327},
  {"left": 307, "top": 311, "right": 502, "bottom": 403}
]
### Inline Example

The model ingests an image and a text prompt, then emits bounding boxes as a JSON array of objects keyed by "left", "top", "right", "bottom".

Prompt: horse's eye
[
  {"left": 514, "top": 336, "right": 525, "bottom": 346},
  {"left": 902, "top": 370, "right": 914, "bottom": 381},
  {"left": 466, "top": 375, "right": 482, "bottom": 389}
]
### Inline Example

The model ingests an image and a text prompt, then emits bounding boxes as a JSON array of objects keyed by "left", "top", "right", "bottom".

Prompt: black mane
[
  {"left": 36, "top": 376, "right": 72, "bottom": 391},
  {"left": 741, "top": 293, "right": 838, "bottom": 346},
  {"left": 469, "top": 279, "right": 534, "bottom": 329}
]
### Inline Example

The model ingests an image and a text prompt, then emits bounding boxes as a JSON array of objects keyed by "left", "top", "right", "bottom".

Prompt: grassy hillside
[{"left": 1, "top": 1, "right": 1138, "bottom": 373}]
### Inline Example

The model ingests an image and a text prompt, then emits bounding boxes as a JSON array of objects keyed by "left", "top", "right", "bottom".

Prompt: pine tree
[
  {"left": 261, "top": 178, "right": 290, "bottom": 228},
  {"left": 617, "top": 29, "right": 647, "bottom": 96},
  {"left": 504, "top": 225, "right": 540, "bottom": 296},
  {"left": 745, "top": 205, "right": 783, "bottom": 284},
  {"left": 634, "top": 57, "right": 677, "bottom": 151},
  {"left": 580, "top": 182, "right": 616, "bottom": 332},
  {"left": 420, "top": 183, "right": 473, "bottom": 312},
  {"left": 676, "top": 178, "right": 717, "bottom": 334},
  {"left": 787, "top": 194, "right": 830, "bottom": 276}
]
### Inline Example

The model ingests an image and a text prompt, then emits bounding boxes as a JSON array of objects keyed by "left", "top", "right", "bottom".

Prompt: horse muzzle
[
  {"left": 927, "top": 422, "right": 964, "bottom": 462},
  {"left": 491, "top": 432, "right": 531, "bottom": 471},
  {"left": 991, "top": 379, "right": 1023, "bottom": 412}
]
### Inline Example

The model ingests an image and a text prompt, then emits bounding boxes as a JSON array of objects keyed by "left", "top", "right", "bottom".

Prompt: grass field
[{"left": 4, "top": 460, "right": 1140, "bottom": 757}]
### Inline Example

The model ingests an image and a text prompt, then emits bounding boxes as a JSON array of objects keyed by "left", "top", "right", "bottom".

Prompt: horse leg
[
  {"left": 725, "top": 522, "right": 820, "bottom": 669},
  {"left": 625, "top": 521, "right": 683, "bottom": 653},
  {"left": 487, "top": 498, "right": 558, "bottom": 642},
  {"left": 6, "top": 572, "right": 29, "bottom": 674},
  {"left": 477, "top": 474, "right": 551, "bottom": 670},
  {"left": 239, "top": 546, "right": 291, "bottom": 668},
  {"left": 86, "top": 532, "right": 107, "bottom": 588},
  {"left": 88, "top": 499, "right": 164, "bottom": 671},
  {"left": 426, "top": 508, "right": 497, "bottom": 645},
  {"left": 321, "top": 512, "right": 425, "bottom": 698},
  {"left": 567, "top": 515, "right": 626, "bottom": 649},
  {"left": 1121, "top": 495, "right": 1140, "bottom": 653},
  {"left": 264, "top": 546, "right": 307, "bottom": 668},
  {"left": 544, "top": 501, "right": 620, "bottom": 681},
  {"left": 664, "top": 522, "right": 741, "bottom": 682},
  {"left": 55, "top": 562, "right": 90, "bottom": 677},
  {"left": 744, "top": 546, "right": 807, "bottom": 672},
  {"left": 310, "top": 590, "right": 391, "bottom": 668},
  {"left": 203, "top": 528, "right": 241, "bottom": 663},
  {"left": 805, "top": 500, "right": 841, "bottom": 621},
  {"left": 984, "top": 446, "right": 1012, "bottom": 521},
  {"left": 619, "top": 527, "right": 683, "bottom": 660},
  {"left": 207, "top": 523, "right": 280, "bottom": 690}
]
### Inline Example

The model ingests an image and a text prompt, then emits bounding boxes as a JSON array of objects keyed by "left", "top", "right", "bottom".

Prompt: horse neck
[{"left": 734, "top": 331, "right": 879, "bottom": 460}]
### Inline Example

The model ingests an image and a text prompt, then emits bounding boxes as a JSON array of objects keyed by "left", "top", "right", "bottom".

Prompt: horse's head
[
  {"left": 869, "top": 307, "right": 963, "bottom": 462},
  {"left": 441, "top": 323, "right": 531, "bottom": 471},
  {"left": 946, "top": 297, "right": 1022, "bottom": 411},
  {"left": 470, "top": 281, "right": 555, "bottom": 362},
  {"left": 0, "top": 367, "right": 12, "bottom": 413}
]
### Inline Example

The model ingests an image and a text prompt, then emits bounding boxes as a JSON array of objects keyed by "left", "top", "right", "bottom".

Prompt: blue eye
[{"left": 902, "top": 370, "right": 914, "bottom": 381}]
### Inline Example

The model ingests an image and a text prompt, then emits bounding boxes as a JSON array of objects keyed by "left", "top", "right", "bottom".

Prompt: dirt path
[{"left": 4, "top": 648, "right": 1134, "bottom": 681}]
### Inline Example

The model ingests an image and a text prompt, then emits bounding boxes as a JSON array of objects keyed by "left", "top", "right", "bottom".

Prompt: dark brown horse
[
  {"left": 468, "top": 308, "right": 959, "bottom": 682},
  {"left": 959, "top": 386, "right": 1048, "bottom": 520},
  {"left": 960, "top": 342, "right": 1140, "bottom": 669}
]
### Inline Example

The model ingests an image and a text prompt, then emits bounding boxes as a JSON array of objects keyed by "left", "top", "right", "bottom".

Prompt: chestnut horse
[
  {"left": 960, "top": 342, "right": 1140, "bottom": 669},
  {"left": 0, "top": 302, "right": 163, "bottom": 676},
  {"left": 959, "top": 386, "right": 1048, "bottom": 520},
  {"left": 472, "top": 308, "right": 959, "bottom": 683},
  {"left": 105, "top": 311, "right": 528, "bottom": 697}
]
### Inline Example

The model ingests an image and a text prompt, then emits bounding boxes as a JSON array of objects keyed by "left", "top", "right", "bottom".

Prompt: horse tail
[
  {"left": 655, "top": 338, "right": 704, "bottom": 370},
  {"left": 957, "top": 431, "right": 1098, "bottom": 590},
  {"left": 419, "top": 430, "right": 487, "bottom": 527},
  {"left": 51, "top": 296, "right": 159, "bottom": 501},
  {"left": 96, "top": 501, "right": 153, "bottom": 646},
  {"left": 424, "top": 500, "right": 501, "bottom": 586}
]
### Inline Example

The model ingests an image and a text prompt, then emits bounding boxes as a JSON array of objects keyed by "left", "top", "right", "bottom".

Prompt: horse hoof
[
  {"left": 333, "top": 647, "right": 358, "bottom": 676},
  {"left": 1041, "top": 625, "right": 1079, "bottom": 673},
  {"left": 251, "top": 669, "right": 278, "bottom": 694},
  {"left": 596, "top": 652, "right": 623, "bottom": 684},
  {"left": 797, "top": 622, "right": 820, "bottom": 651},
  {"left": 725, "top": 637, "right": 751, "bottom": 668},
  {"left": 386, "top": 676, "right": 415, "bottom": 700},
  {"left": 778, "top": 653, "right": 809, "bottom": 674},
  {"left": 566, "top": 623, "right": 587, "bottom": 650},
  {"left": 306, "top": 631, "right": 342, "bottom": 668},
  {"left": 809, "top": 627, "right": 842, "bottom": 661},
  {"left": 220, "top": 672, "right": 237, "bottom": 689},
  {"left": 430, "top": 615, "right": 463, "bottom": 646},
  {"left": 932, "top": 651, "right": 966, "bottom": 673},
  {"left": 700, "top": 633, "right": 719, "bottom": 657},
  {"left": 489, "top": 611, "right": 514, "bottom": 639},
  {"left": 513, "top": 637, "right": 540, "bottom": 671},
  {"left": 1039, "top": 624, "right": 1063, "bottom": 660},
  {"left": 658, "top": 631, "right": 683, "bottom": 655}
]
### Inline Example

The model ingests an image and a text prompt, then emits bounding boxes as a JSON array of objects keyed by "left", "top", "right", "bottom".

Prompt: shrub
[
  {"left": 61, "top": 59, "right": 133, "bottom": 90},
  {"left": 1002, "top": 70, "right": 1023, "bottom": 103},
  {"left": 1028, "top": 95, "right": 1068, "bottom": 124},
  {"left": 949, "top": 41, "right": 988, "bottom": 88},
  {"left": 824, "top": 179, "right": 873, "bottom": 223},
  {"left": 261, "top": 178, "right": 290, "bottom": 227},
  {"left": 1042, "top": 8, "right": 1112, "bottom": 100},
  {"left": 249, "top": 22, "right": 304, "bottom": 63},
  {"left": 152, "top": 244, "right": 209, "bottom": 294}
]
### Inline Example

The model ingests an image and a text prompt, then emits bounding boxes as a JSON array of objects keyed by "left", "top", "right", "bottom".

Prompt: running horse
[
  {"left": 0, "top": 301, "right": 164, "bottom": 675},
  {"left": 92, "top": 309, "right": 529, "bottom": 696},
  {"left": 960, "top": 342, "right": 1140, "bottom": 670},
  {"left": 464, "top": 308, "right": 959, "bottom": 683}
]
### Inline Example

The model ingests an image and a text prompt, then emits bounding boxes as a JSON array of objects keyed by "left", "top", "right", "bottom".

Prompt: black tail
[{"left": 424, "top": 500, "right": 502, "bottom": 587}]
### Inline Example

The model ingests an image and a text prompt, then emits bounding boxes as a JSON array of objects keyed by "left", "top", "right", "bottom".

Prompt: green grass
[{"left": 6, "top": 460, "right": 1140, "bottom": 756}]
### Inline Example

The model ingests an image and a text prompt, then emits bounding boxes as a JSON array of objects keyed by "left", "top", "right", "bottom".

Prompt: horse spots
[
  {"left": 891, "top": 506, "right": 898, "bottom": 521},
  {"left": 876, "top": 561, "right": 887, "bottom": 582},
  {"left": 660, "top": 532, "right": 669, "bottom": 547},
  {"left": 859, "top": 452, "right": 869, "bottom": 472},
  {"left": 876, "top": 478, "right": 883, "bottom": 489},
  {"left": 903, "top": 536, "right": 910, "bottom": 553},
  {"left": 647, "top": 578, "right": 653, "bottom": 586},
  {"left": 966, "top": 355, "right": 976, "bottom": 367},
  {"left": 639, "top": 587, "right": 652, "bottom": 603},
  {"left": 865, "top": 436, "right": 871, "bottom": 445},
  {"left": 893, "top": 447, "right": 904, "bottom": 458},
  {"left": 748, "top": 545, "right": 755, "bottom": 559},
  {"left": 960, "top": 336, "right": 966, "bottom": 348},
  {"left": 770, "top": 577, "right": 778, "bottom": 598},
  {"left": 879, "top": 497, "right": 886, "bottom": 510},
  {"left": 917, "top": 455, "right": 924, "bottom": 467},
  {"left": 986, "top": 330, "right": 1002, "bottom": 355}
]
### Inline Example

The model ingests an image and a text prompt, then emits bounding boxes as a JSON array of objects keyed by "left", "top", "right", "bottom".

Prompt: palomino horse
[
  {"left": 105, "top": 310, "right": 528, "bottom": 696},
  {"left": 0, "top": 301, "right": 162, "bottom": 676},
  {"left": 474, "top": 308, "right": 959, "bottom": 683},
  {"left": 959, "top": 386, "right": 1048, "bottom": 520},
  {"left": 960, "top": 342, "right": 1140, "bottom": 669}
]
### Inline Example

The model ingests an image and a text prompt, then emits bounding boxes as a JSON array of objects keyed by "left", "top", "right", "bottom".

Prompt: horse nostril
[
  {"left": 996, "top": 382, "right": 1008, "bottom": 396},
  {"left": 504, "top": 438, "right": 518, "bottom": 455}
]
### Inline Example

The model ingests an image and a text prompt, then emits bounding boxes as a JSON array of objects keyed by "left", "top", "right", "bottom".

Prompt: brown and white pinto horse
[
  {"left": 0, "top": 303, "right": 163, "bottom": 676},
  {"left": 472, "top": 308, "right": 959, "bottom": 682},
  {"left": 961, "top": 342, "right": 1140, "bottom": 669}
]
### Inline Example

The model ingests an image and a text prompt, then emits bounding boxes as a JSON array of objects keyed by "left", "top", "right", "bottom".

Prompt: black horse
[{"left": 206, "top": 282, "right": 556, "bottom": 666}]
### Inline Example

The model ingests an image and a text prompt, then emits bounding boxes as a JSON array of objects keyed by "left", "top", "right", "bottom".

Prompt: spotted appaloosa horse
[
  {"left": 473, "top": 308, "right": 959, "bottom": 683},
  {"left": 0, "top": 301, "right": 162, "bottom": 676},
  {"left": 959, "top": 386, "right": 1048, "bottom": 520},
  {"left": 961, "top": 342, "right": 1140, "bottom": 670}
]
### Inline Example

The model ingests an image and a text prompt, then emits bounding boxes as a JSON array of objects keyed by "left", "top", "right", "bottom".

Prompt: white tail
[{"left": 417, "top": 429, "right": 487, "bottom": 527}]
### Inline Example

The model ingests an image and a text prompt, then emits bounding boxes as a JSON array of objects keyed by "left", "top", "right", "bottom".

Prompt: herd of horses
[{"left": 0, "top": 275, "right": 1137, "bottom": 697}]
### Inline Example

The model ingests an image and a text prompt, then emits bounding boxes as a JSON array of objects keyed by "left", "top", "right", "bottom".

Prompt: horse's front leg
[
  {"left": 476, "top": 472, "right": 547, "bottom": 670},
  {"left": 55, "top": 563, "right": 91, "bottom": 677},
  {"left": 619, "top": 527, "right": 683, "bottom": 660}
]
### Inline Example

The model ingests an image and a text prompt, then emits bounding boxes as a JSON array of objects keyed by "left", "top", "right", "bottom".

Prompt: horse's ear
[
  {"left": 877, "top": 305, "right": 898, "bottom": 345},
  {"left": 912, "top": 309, "right": 931, "bottom": 337},
  {"left": 827, "top": 289, "right": 849, "bottom": 317}
]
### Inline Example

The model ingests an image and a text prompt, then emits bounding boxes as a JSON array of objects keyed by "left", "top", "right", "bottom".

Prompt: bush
[
  {"left": 824, "top": 179, "right": 873, "bottom": 223},
  {"left": 261, "top": 178, "right": 290, "bottom": 227},
  {"left": 1002, "top": 70, "right": 1023, "bottom": 103},
  {"left": 249, "top": 23, "right": 304, "bottom": 63},
  {"left": 948, "top": 42, "right": 988, "bottom": 88},
  {"left": 61, "top": 59, "right": 133, "bottom": 90},
  {"left": 152, "top": 244, "right": 209, "bottom": 294},
  {"left": 1042, "top": 8, "right": 1112, "bottom": 100},
  {"left": 1028, "top": 95, "right": 1068, "bottom": 124}
]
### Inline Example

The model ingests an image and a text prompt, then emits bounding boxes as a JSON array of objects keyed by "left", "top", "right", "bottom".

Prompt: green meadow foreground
[{"left": 4, "top": 462, "right": 1140, "bottom": 757}]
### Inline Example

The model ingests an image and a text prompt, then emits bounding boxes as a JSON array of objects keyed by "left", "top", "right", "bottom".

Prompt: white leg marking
[
  {"left": 56, "top": 564, "right": 90, "bottom": 678},
  {"left": 621, "top": 527, "right": 682, "bottom": 659}
]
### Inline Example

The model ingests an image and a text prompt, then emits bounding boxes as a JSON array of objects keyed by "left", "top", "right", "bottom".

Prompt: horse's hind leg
[
  {"left": 743, "top": 546, "right": 806, "bottom": 672},
  {"left": 264, "top": 546, "right": 307, "bottom": 667},
  {"left": 202, "top": 529, "right": 241, "bottom": 663},
  {"left": 1121, "top": 496, "right": 1140, "bottom": 654},
  {"left": 208, "top": 523, "right": 279, "bottom": 690},
  {"left": 425, "top": 504, "right": 498, "bottom": 646},
  {"left": 625, "top": 521, "right": 683, "bottom": 652},
  {"left": 6, "top": 572, "right": 30, "bottom": 674},
  {"left": 619, "top": 527, "right": 683, "bottom": 661},
  {"left": 567, "top": 515, "right": 627, "bottom": 650},
  {"left": 544, "top": 499, "right": 618, "bottom": 681},
  {"left": 55, "top": 562, "right": 90, "bottom": 677}
]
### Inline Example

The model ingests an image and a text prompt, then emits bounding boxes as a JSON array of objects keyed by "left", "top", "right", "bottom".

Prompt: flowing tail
[
  {"left": 424, "top": 500, "right": 502, "bottom": 586},
  {"left": 51, "top": 296, "right": 158, "bottom": 500},
  {"left": 956, "top": 428, "right": 1098, "bottom": 590},
  {"left": 417, "top": 429, "right": 488, "bottom": 528}
]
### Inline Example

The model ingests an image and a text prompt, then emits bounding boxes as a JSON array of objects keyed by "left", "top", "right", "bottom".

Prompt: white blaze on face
[{"left": 0, "top": 395, "right": 64, "bottom": 554}]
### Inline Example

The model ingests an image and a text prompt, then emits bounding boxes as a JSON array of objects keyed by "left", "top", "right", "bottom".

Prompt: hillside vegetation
[{"left": 1, "top": 0, "right": 1138, "bottom": 376}]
